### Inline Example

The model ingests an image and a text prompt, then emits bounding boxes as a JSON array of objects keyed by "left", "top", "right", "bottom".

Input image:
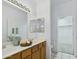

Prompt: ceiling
[
  {"left": 17, "top": 0, "right": 72, "bottom": 6},
  {"left": 53, "top": 0, "right": 72, "bottom": 5}
]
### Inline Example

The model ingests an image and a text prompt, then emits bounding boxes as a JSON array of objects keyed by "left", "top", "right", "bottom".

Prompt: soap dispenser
[{"left": 12, "top": 27, "right": 21, "bottom": 46}]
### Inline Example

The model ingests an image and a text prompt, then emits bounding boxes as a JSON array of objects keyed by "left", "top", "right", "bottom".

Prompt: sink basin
[{"left": 2, "top": 42, "right": 13, "bottom": 49}]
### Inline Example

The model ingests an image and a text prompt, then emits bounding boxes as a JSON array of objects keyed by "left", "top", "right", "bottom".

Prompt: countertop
[{"left": 2, "top": 39, "right": 46, "bottom": 59}]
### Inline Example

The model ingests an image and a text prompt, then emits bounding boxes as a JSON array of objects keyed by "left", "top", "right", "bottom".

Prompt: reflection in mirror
[
  {"left": 2, "top": 1, "right": 28, "bottom": 47},
  {"left": 12, "top": 28, "right": 15, "bottom": 34},
  {"left": 16, "top": 28, "right": 18, "bottom": 34}
]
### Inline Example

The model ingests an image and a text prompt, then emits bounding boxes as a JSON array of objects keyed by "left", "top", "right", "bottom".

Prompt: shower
[{"left": 51, "top": 16, "right": 77, "bottom": 59}]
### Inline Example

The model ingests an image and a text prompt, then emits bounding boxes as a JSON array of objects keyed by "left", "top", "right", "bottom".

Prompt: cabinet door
[
  {"left": 22, "top": 55, "right": 31, "bottom": 59},
  {"left": 41, "top": 42, "right": 46, "bottom": 59},
  {"left": 32, "top": 51, "right": 40, "bottom": 59},
  {"left": 41, "top": 47, "right": 46, "bottom": 59},
  {"left": 22, "top": 48, "right": 31, "bottom": 59},
  {"left": 5, "top": 53, "right": 21, "bottom": 59}
]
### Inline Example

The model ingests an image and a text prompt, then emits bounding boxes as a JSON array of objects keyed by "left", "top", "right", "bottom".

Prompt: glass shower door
[{"left": 57, "top": 16, "right": 74, "bottom": 55}]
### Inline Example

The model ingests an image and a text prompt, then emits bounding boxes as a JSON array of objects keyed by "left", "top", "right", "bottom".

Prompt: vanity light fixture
[{"left": 7, "top": 0, "right": 30, "bottom": 12}]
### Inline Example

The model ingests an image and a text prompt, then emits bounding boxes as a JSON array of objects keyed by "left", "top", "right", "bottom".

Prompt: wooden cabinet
[
  {"left": 4, "top": 41, "right": 46, "bottom": 59},
  {"left": 5, "top": 53, "right": 21, "bottom": 59}
]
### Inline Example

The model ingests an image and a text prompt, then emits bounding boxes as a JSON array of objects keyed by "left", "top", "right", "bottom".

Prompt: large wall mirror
[{"left": 2, "top": 0, "right": 28, "bottom": 47}]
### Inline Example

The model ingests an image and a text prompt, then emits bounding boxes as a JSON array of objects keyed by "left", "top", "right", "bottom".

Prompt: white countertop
[{"left": 2, "top": 39, "right": 45, "bottom": 59}]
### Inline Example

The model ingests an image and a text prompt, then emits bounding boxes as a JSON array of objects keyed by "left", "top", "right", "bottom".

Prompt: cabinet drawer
[
  {"left": 5, "top": 53, "right": 21, "bottom": 59},
  {"left": 22, "top": 48, "right": 31, "bottom": 59},
  {"left": 42, "top": 41, "right": 46, "bottom": 47},
  {"left": 32, "top": 45, "right": 39, "bottom": 53},
  {"left": 39, "top": 43, "right": 42, "bottom": 48}
]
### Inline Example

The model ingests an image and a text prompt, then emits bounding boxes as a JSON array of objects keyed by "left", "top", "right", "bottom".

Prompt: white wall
[
  {"left": 36, "top": 0, "right": 51, "bottom": 59},
  {"left": 51, "top": 0, "right": 77, "bottom": 56}
]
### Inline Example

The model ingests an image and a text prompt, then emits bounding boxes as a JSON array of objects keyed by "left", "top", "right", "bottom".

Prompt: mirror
[{"left": 2, "top": 1, "right": 28, "bottom": 46}]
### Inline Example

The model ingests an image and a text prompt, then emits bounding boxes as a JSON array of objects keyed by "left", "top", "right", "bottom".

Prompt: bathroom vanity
[{"left": 3, "top": 39, "right": 46, "bottom": 59}]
